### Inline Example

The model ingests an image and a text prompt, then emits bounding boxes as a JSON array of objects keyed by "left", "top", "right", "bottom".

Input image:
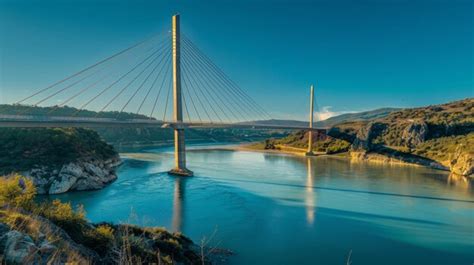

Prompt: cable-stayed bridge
[{"left": 1, "top": 15, "right": 326, "bottom": 176}]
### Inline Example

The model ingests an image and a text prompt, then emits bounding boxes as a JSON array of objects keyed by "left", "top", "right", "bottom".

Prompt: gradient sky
[{"left": 0, "top": 0, "right": 472, "bottom": 120}]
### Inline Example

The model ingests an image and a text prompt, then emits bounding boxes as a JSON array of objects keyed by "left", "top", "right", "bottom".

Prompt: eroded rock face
[
  {"left": 24, "top": 156, "right": 121, "bottom": 194},
  {"left": 0, "top": 230, "right": 41, "bottom": 264},
  {"left": 402, "top": 120, "right": 428, "bottom": 148},
  {"left": 49, "top": 174, "right": 78, "bottom": 194},
  {"left": 0, "top": 217, "right": 99, "bottom": 264},
  {"left": 449, "top": 147, "right": 473, "bottom": 177},
  {"left": 351, "top": 122, "right": 384, "bottom": 152}
]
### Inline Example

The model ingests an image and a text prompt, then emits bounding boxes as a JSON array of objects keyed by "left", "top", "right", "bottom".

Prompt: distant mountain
[
  {"left": 240, "top": 119, "right": 308, "bottom": 127},
  {"left": 247, "top": 108, "right": 400, "bottom": 128},
  {"left": 315, "top": 108, "right": 400, "bottom": 127}
]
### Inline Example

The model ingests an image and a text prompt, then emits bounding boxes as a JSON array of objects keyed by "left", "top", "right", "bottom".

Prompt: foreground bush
[{"left": 0, "top": 174, "right": 36, "bottom": 209}]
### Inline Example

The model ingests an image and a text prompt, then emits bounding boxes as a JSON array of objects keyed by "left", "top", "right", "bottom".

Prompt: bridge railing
[{"left": 0, "top": 114, "right": 327, "bottom": 132}]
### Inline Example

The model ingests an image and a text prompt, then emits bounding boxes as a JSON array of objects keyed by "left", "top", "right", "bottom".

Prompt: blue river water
[{"left": 52, "top": 144, "right": 474, "bottom": 265}]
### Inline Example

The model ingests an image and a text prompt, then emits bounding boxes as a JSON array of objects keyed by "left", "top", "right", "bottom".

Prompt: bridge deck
[{"left": 0, "top": 115, "right": 327, "bottom": 131}]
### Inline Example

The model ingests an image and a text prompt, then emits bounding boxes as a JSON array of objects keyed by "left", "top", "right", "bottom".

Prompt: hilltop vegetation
[
  {"left": 257, "top": 98, "right": 474, "bottom": 176},
  {"left": 0, "top": 104, "right": 151, "bottom": 121},
  {"left": 0, "top": 128, "right": 116, "bottom": 174},
  {"left": 0, "top": 127, "right": 121, "bottom": 194}
]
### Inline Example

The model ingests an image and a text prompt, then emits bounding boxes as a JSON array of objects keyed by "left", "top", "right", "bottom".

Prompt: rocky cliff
[
  {"left": 346, "top": 99, "right": 473, "bottom": 177},
  {"left": 449, "top": 146, "right": 473, "bottom": 176},
  {"left": 0, "top": 128, "right": 122, "bottom": 194},
  {"left": 25, "top": 156, "right": 121, "bottom": 194}
]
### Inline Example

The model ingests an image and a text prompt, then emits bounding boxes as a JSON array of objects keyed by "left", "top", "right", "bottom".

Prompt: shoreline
[
  {"left": 213, "top": 142, "right": 457, "bottom": 173},
  {"left": 214, "top": 142, "right": 346, "bottom": 158},
  {"left": 118, "top": 141, "right": 470, "bottom": 178}
]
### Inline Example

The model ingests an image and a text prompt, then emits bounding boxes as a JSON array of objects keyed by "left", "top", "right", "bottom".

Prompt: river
[{"left": 52, "top": 143, "right": 474, "bottom": 265}]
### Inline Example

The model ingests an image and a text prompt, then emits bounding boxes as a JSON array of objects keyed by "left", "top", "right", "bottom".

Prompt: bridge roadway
[{"left": 0, "top": 115, "right": 327, "bottom": 132}]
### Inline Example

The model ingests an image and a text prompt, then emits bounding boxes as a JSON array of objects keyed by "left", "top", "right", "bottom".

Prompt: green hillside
[
  {"left": 0, "top": 127, "right": 117, "bottom": 174},
  {"left": 0, "top": 104, "right": 151, "bottom": 120}
]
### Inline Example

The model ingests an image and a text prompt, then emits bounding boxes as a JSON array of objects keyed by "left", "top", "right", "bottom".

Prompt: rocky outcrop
[
  {"left": 0, "top": 228, "right": 41, "bottom": 264},
  {"left": 24, "top": 156, "right": 121, "bottom": 194},
  {"left": 402, "top": 120, "right": 428, "bottom": 148},
  {"left": 350, "top": 121, "right": 449, "bottom": 171},
  {"left": 0, "top": 214, "right": 100, "bottom": 264},
  {"left": 449, "top": 146, "right": 473, "bottom": 177},
  {"left": 0, "top": 206, "right": 215, "bottom": 265},
  {"left": 351, "top": 122, "right": 384, "bottom": 152}
]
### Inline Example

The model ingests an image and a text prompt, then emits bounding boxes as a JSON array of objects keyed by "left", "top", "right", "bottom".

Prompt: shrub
[
  {"left": 40, "top": 199, "right": 86, "bottom": 224},
  {"left": 0, "top": 174, "right": 36, "bottom": 209},
  {"left": 96, "top": 224, "right": 115, "bottom": 241}
]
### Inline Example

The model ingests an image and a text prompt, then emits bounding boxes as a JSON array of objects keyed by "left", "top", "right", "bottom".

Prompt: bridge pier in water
[{"left": 169, "top": 14, "right": 193, "bottom": 176}]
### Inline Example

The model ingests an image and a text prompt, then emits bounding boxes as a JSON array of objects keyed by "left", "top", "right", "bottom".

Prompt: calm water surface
[{"left": 53, "top": 144, "right": 474, "bottom": 265}]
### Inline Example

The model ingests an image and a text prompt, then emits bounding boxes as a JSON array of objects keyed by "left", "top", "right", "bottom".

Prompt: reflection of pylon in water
[
  {"left": 172, "top": 177, "right": 184, "bottom": 232},
  {"left": 305, "top": 158, "right": 317, "bottom": 225}
]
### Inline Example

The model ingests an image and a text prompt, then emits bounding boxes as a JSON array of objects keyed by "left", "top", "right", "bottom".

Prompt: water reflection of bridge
[
  {"left": 305, "top": 158, "right": 317, "bottom": 225},
  {"left": 170, "top": 155, "right": 320, "bottom": 231},
  {"left": 172, "top": 177, "right": 185, "bottom": 232}
]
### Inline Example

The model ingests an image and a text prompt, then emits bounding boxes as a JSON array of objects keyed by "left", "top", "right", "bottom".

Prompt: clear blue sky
[{"left": 0, "top": 0, "right": 472, "bottom": 120}]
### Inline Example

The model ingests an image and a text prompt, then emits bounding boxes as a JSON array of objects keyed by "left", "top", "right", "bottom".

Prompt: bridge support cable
[
  {"left": 73, "top": 40, "right": 168, "bottom": 116},
  {"left": 181, "top": 57, "right": 224, "bottom": 123},
  {"left": 97, "top": 42, "right": 171, "bottom": 115},
  {"left": 182, "top": 39, "right": 267, "bottom": 122},
  {"left": 162, "top": 73, "right": 173, "bottom": 121},
  {"left": 182, "top": 51, "right": 239, "bottom": 122},
  {"left": 47, "top": 71, "right": 114, "bottom": 115},
  {"left": 149, "top": 56, "right": 172, "bottom": 119},
  {"left": 183, "top": 45, "right": 254, "bottom": 121},
  {"left": 181, "top": 42, "right": 251, "bottom": 122},
  {"left": 182, "top": 35, "right": 270, "bottom": 121},
  {"left": 181, "top": 59, "right": 214, "bottom": 123},
  {"left": 181, "top": 43, "right": 248, "bottom": 122},
  {"left": 181, "top": 88, "right": 192, "bottom": 122},
  {"left": 43, "top": 40, "right": 164, "bottom": 116},
  {"left": 31, "top": 70, "right": 102, "bottom": 108},
  {"left": 182, "top": 35, "right": 272, "bottom": 120},
  {"left": 15, "top": 32, "right": 165, "bottom": 105},
  {"left": 137, "top": 52, "right": 171, "bottom": 116},
  {"left": 19, "top": 44, "right": 156, "bottom": 115},
  {"left": 117, "top": 45, "right": 172, "bottom": 118},
  {"left": 181, "top": 38, "right": 253, "bottom": 120},
  {"left": 181, "top": 54, "right": 231, "bottom": 122},
  {"left": 181, "top": 73, "right": 203, "bottom": 123}
]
